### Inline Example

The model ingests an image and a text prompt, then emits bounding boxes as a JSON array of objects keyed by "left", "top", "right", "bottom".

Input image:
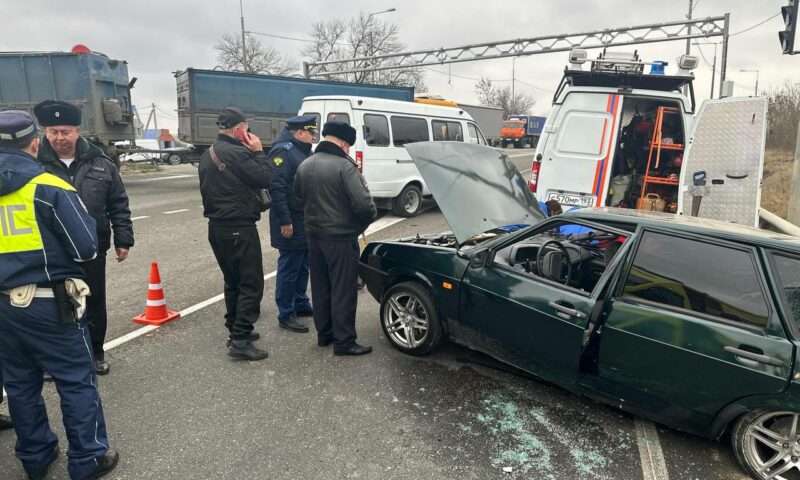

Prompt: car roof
[
  {"left": 564, "top": 207, "right": 800, "bottom": 252},
  {"left": 302, "top": 95, "right": 475, "bottom": 119}
]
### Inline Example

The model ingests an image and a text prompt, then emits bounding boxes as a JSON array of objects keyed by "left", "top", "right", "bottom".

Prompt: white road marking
[
  {"left": 131, "top": 215, "right": 150, "bottom": 221},
  {"left": 163, "top": 209, "right": 190, "bottom": 215},
  {"left": 125, "top": 175, "right": 192, "bottom": 184},
  {"left": 101, "top": 214, "right": 407, "bottom": 354},
  {"left": 635, "top": 417, "right": 670, "bottom": 480}
]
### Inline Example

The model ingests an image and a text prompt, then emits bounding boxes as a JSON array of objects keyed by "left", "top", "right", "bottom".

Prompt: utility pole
[
  {"left": 152, "top": 103, "right": 159, "bottom": 146},
  {"left": 683, "top": 0, "right": 693, "bottom": 96},
  {"left": 240, "top": 0, "right": 247, "bottom": 73},
  {"left": 789, "top": 120, "right": 800, "bottom": 225},
  {"left": 710, "top": 43, "right": 716, "bottom": 98},
  {"left": 366, "top": 8, "right": 397, "bottom": 84},
  {"left": 512, "top": 56, "right": 516, "bottom": 109}
]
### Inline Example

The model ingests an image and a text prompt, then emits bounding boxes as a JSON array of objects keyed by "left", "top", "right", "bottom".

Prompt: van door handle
[
  {"left": 723, "top": 346, "right": 783, "bottom": 367},
  {"left": 549, "top": 301, "right": 586, "bottom": 319}
]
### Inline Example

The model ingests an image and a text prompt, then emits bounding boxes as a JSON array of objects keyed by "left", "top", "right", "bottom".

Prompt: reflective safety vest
[{"left": 0, "top": 170, "right": 98, "bottom": 289}]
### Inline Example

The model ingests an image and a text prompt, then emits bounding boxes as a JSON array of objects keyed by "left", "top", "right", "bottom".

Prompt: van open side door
[{"left": 677, "top": 97, "right": 768, "bottom": 227}]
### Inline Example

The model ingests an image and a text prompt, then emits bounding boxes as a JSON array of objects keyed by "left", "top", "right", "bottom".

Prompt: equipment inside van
[
  {"left": 299, "top": 96, "right": 488, "bottom": 217},
  {"left": 530, "top": 50, "right": 767, "bottom": 227}
]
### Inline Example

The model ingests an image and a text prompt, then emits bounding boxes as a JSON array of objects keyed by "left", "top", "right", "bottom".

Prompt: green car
[{"left": 358, "top": 142, "right": 800, "bottom": 480}]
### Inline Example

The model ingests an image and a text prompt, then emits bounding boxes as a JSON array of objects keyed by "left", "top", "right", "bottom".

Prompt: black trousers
[
  {"left": 208, "top": 223, "right": 264, "bottom": 340},
  {"left": 308, "top": 238, "right": 360, "bottom": 351},
  {"left": 84, "top": 251, "right": 107, "bottom": 358}
]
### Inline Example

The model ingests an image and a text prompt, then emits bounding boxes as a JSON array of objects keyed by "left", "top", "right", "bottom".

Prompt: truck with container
[
  {"left": 0, "top": 47, "right": 137, "bottom": 162},
  {"left": 175, "top": 69, "right": 415, "bottom": 158},
  {"left": 500, "top": 114, "right": 546, "bottom": 148},
  {"left": 528, "top": 49, "right": 767, "bottom": 227}
]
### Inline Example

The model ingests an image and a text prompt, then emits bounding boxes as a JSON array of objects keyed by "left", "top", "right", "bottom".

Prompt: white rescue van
[
  {"left": 298, "top": 95, "right": 488, "bottom": 217},
  {"left": 530, "top": 50, "right": 767, "bottom": 227}
]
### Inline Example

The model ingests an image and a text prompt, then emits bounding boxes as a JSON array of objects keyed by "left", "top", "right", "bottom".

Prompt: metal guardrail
[{"left": 759, "top": 208, "right": 800, "bottom": 237}]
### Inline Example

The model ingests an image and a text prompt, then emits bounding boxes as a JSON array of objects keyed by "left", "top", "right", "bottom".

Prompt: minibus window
[
  {"left": 327, "top": 112, "right": 350, "bottom": 125},
  {"left": 364, "top": 114, "right": 390, "bottom": 147},
  {"left": 391, "top": 116, "right": 429, "bottom": 146}
]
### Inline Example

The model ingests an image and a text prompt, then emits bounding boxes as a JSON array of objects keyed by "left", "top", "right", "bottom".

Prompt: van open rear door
[{"left": 677, "top": 97, "right": 768, "bottom": 227}]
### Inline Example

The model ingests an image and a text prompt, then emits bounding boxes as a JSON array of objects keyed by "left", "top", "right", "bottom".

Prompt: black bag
[{"left": 209, "top": 145, "right": 272, "bottom": 212}]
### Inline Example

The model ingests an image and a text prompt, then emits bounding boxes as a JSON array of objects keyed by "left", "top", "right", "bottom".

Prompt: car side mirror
[{"left": 469, "top": 249, "right": 494, "bottom": 269}]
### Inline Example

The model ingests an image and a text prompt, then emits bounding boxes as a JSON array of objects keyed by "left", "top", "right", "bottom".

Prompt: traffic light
[{"left": 780, "top": 0, "right": 798, "bottom": 54}]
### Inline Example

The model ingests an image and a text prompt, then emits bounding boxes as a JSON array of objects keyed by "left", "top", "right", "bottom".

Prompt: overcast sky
[{"left": 2, "top": 0, "right": 798, "bottom": 133}]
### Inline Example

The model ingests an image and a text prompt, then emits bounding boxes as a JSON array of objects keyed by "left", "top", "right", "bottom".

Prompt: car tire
[
  {"left": 391, "top": 184, "right": 422, "bottom": 217},
  {"left": 500, "top": 140, "right": 507, "bottom": 149},
  {"left": 167, "top": 153, "right": 183, "bottom": 166},
  {"left": 380, "top": 281, "right": 444, "bottom": 356},
  {"left": 731, "top": 409, "right": 800, "bottom": 479}
]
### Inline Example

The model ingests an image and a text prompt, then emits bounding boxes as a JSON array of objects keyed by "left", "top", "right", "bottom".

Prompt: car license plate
[{"left": 546, "top": 192, "right": 595, "bottom": 208}]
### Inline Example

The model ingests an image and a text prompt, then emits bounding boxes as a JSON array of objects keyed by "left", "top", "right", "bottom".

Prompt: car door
[
  {"left": 458, "top": 219, "right": 622, "bottom": 388},
  {"left": 583, "top": 229, "right": 794, "bottom": 430}
]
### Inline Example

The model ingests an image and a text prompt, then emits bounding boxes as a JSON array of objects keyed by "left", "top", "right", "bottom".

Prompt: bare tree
[
  {"left": 215, "top": 33, "right": 296, "bottom": 76},
  {"left": 304, "top": 12, "right": 426, "bottom": 89},
  {"left": 475, "top": 77, "right": 535, "bottom": 117},
  {"left": 766, "top": 80, "right": 800, "bottom": 151}
]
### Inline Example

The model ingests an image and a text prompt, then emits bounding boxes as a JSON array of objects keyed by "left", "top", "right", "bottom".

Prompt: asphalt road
[{"left": 0, "top": 150, "right": 750, "bottom": 479}]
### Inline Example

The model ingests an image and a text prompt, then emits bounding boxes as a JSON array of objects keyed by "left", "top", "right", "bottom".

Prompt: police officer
[
  {"left": 294, "top": 122, "right": 377, "bottom": 355},
  {"left": 267, "top": 115, "right": 317, "bottom": 333},
  {"left": 0, "top": 110, "right": 119, "bottom": 479},
  {"left": 34, "top": 100, "right": 134, "bottom": 376},
  {"left": 199, "top": 107, "right": 273, "bottom": 361}
]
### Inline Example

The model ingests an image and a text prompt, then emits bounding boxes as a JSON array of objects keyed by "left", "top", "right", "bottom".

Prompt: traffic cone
[{"left": 132, "top": 262, "right": 180, "bottom": 326}]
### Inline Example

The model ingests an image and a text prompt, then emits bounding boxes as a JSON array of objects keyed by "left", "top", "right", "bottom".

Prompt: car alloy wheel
[
  {"left": 384, "top": 291, "right": 428, "bottom": 349},
  {"left": 734, "top": 410, "right": 800, "bottom": 479},
  {"left": 167, "top": 153, "right": 183, "bottom": 165},
  {"left": 380, "top": 282, "right": 443, "bottom": 355}
]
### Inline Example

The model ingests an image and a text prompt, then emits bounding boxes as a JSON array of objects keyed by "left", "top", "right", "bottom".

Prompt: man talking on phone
[{"left": 199, "top": 107, "right": 273, "bottom": 361}]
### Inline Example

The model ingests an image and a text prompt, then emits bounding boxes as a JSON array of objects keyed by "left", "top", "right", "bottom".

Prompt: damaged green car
[{"left": 359, "top": 142, "right": 800, "bottom": 480}]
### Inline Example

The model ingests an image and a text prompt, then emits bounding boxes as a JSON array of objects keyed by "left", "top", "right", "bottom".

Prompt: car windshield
[{"left": 502, "top": 121, "right": 524, "bottom": 128}]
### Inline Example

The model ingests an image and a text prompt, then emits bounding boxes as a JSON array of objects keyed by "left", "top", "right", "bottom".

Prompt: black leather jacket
[
  {"left": 38, "top": 137, "right": 133, "bottom": 252},
  {"left": 199, "top": 134, "right": 273, "bottom": 226},
  {"left": 294, "top": 141, "right": 377, "bottom": 240}
]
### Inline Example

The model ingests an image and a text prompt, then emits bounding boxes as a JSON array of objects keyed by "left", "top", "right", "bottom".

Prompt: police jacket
[
  {"left": 267, "top": 129, "right": 312, "bottom": 250},
  {"left": 38, "top": 137, "right": 134, "bottom": 252},
  {"left": 199, "top": 134, "right": 273, "bottom": 226},
  {"left": 294, "top": 141, "right": 377, "bottom": 241},
  {"left": 0, "top": 148, "right": 98, "bottom": 290}
]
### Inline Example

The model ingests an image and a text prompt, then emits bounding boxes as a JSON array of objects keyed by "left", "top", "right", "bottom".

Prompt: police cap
[
  {"left": 216, "top": 107, "right": 247, "bottom": 129},
  {"left": 285, "top": 115, "right": 318, "bottom": 131},
  {"left": 0, "top": 110, "right": 39, "bottom": 145},
  {"left": 33, "top": 100, "right": 82, "bottom": 127},
  {"left": 321, "top": 121, "right": 356, "bottom": 145}
]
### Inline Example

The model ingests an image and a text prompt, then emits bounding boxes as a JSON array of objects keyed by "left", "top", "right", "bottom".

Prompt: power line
[
  {"left": 730, "top": 13, "right": 781, "bottom": 36},
  {"left": 424, "top": 66, "right": 552, "bottom": 92},
  {"left": 246, "top": 30, "right": 317, "bottom": 44}
]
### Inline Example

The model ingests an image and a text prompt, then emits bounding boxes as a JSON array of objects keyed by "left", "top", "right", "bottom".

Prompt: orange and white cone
[{"left": 132, "top": 262, "right": 180, "bottom": 326}]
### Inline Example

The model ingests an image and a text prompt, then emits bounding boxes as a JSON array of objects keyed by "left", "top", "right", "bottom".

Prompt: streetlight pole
[
  {"left": 739, "top": 69, "right": 760, "bottom": 96},
  {"left": 366, "top": 8, "right": 396, "bottom": 84},
  {"left": 512, "top": 56, "right": 516, "bottom": 108},
  {"left": 240, "top": 0, "right": 247, "bottom": 72}
]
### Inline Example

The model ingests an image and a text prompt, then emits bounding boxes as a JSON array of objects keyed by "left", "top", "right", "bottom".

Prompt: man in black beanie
[
  {"left": 294, "top": 122, "right": 377, "bottom": 355},
  {"left": 34, "top": 100, "right": 134, "bottom": 376}
]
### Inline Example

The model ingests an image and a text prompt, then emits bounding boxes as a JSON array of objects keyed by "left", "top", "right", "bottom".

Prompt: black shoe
[
  {"left": 0, "top": 413, "right": 12, "bottom": 431},
  {"left": 295, "top": 307, "right": 314, "bottom": 317},
  {"left": 86, "top": 449, "right": 119, "bottom": 480},
  {"left": 226, "top": 332, "right": 260, "bottom": 347},
  {"left": 26, "top": 446, "right": 59, "bottom": 480},
  {"left": 317, "top": 337, "right": 334, "bottom": 347},
  {"left": 334, "top": 343, "right": 373, "bottom": 356},
  {"left": 228, "top": 340, "right": 269, "bottom": 361},
  {"left": 278, "top": 317, "right": 309, "bottom": 333},
  {"left": 95, "top": 359, "right": 110, "bottom": 376}
]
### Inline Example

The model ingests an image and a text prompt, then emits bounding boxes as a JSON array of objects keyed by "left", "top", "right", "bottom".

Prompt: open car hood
[{"left": 405, "top": 142, "right": 546, "bottom": 244}]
